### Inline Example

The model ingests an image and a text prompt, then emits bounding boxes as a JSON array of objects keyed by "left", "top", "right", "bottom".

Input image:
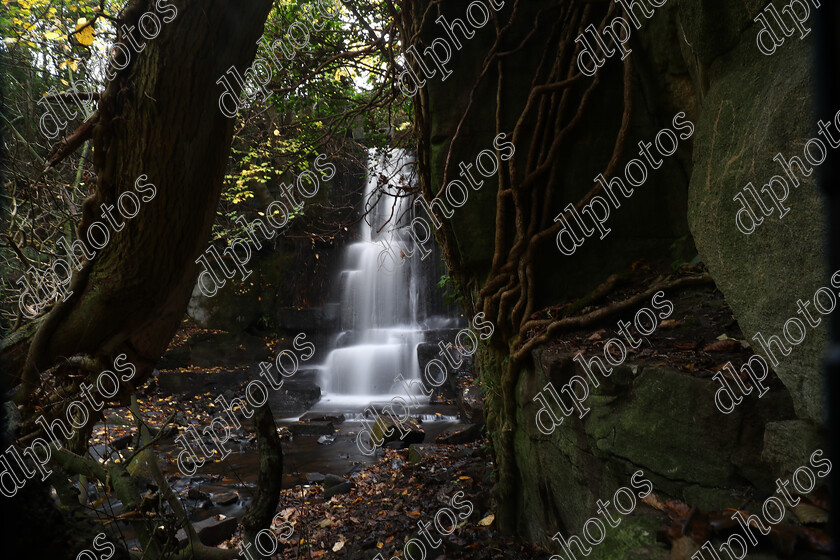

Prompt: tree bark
[{"left": 1, "top": 0, "right": 273, "bottom": 393}]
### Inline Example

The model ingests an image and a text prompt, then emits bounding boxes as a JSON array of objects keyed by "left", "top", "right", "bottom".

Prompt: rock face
[
  {"left": 435, "top": 423, "right": 482, "bottom": 444},
  {"left": 419, "top": 0, "right": 694, "bottom": 306},
  {"left": 160, "top": 331, "right": 270, "bottom": 368},
  {"left": 408, "top": 0, "right": 828, "bottom": 552},
  {"left": 513, "top": 349, "right": 796, "bottom": 546},
  {"left": 186, "top": 154, "right": 365, "bottom": 334},
  {"left": 683, "top": 0, "right": 827, "bottom": 424}
]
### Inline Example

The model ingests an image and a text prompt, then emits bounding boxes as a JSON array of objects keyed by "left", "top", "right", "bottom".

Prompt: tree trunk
[{"left": 2, "top": 0, "right": 273, "bottom": 393}]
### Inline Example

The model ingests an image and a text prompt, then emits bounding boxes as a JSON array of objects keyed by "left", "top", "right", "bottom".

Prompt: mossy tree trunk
[
  {"left": 1, "top": 0, "right": 274, "bottom": 556},
  {"left": 2, "top": 0, "right": 272, "bottom": 394}
]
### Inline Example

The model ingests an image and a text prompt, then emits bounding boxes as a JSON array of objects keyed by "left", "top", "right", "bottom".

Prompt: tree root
[{"left": 513, "top": 274, "right": 714, "bottom": 362}]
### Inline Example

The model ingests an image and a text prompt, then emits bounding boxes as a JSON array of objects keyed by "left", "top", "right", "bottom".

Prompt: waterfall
[{"left": 316, "top": 149, "right": 456, "bottom": 407}]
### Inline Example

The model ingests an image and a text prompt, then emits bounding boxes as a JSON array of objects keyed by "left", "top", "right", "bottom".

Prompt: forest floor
[
  {"left": 83, "top": 262, "right": 832, "bottom": 559},
  {"left": 220, "top": 441, "right": 556, "bottom": 560}
]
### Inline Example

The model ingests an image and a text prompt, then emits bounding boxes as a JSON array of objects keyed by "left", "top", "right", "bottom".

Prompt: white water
[{"left": 317, "top": 149, "right": 443, "bottom": 407}]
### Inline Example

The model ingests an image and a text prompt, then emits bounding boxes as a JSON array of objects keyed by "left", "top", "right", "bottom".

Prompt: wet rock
[
  {"left": 183, "top": 332, "right": 270, "bottom": 368},
  {"left": 435, "top": 423, "right": 482, "bottom": 444},
  {"left": 324, "top": 474, "right": 346, "bottom": 488},
  {"left": 385, "top": 440, "right": 410, "bottom": 450},
  {"left": 371, "top": 417, "right": 425, "bottom": 446},
  {"left": 317, "top": 434, "right": 335, "bottom": 445},
  {"left": 306, "top": 473, "right": 325, "bottom": 483},
  {"left": 268, "top": 378, "right": 322, "bottom": 416},
  {"left": 176, "top": 515, "right": 239, "bottom": 547},
  {"left": 157, "top": 368, "right": 249, "bottom": 395},
  {"left": 288, "top": 421, "right": 335, "bottom": 436},
  {"left": 276, "top": 307, "right": 323, "bottom": 331},
  {"left": 110, "top": 434, "right": 134, "bottom": 450},
  {"left": 457, "top": 386, "right": 484, "bottom": 425},
  {"left": 300, "top": 411, "right": 345, "bottom": 424},
  {"left": 151, "top": 424, "right": 177, "bottom": 440},
  {"left": 188, "top": 488, "right": 209, "bottom": 500},
  {"left": 408, "top": 444, "right": 438, "bottom": 464},
  {"left": 324, "top": 480, "right": 355, "bottom": 499},
  {"left": 211, "top": 491, "right": 239, "bottom": 506},
  {"left": 417, "top": 343, "right": 443, "bottom": 374}
]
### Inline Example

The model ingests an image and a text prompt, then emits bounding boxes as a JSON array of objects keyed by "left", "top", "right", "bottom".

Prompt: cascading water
[{"left": 316, "top": 148, "right": 456, "bottom": 408}]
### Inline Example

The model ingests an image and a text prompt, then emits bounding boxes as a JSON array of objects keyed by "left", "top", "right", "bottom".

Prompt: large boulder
[
  {"left": 685, "top": 0, "right": 827, "bottom": 423},
  {"left": 511, "top": 348, "right": 796, "bottom": 548}
]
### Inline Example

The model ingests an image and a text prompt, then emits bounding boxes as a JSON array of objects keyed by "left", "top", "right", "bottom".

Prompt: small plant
[{"left": 437, "top": 274, "right": 460, "bottom": 306}]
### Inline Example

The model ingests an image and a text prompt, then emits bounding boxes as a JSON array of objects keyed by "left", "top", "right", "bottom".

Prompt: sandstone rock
[
  {"left": 371, "top": 416, "right": 424, "bottom": 446},
  {"left": 686, "top": 6, "right": 826, "bottom": 424},
  {"left": 457, "top": 386, "right": 484, "bottom": 425},
  {"left": 300, "top": 411, "right": 345, "bottom": 424},
  {"left": 761, "top": 419, "right": 825, "bottom": 479},
  {"left": 323, "top": 473, "right": 346, "bottom": 488},
  {"left": 435, "top": 423, "right": 482, "bottom": 444},
  {"left": 288, "top": 421, "right": 334, "bottom": 437},
  {"left": 176, "top": 515, "right": 238, "bottom": 547},
  {"left": 187, "top": 487, "right": 209, "bottom": 500},
  {"left": 324, "top": 480, "right": 355, "bottom": 499},
  {"left": 511, "top": 347, "right": 796, "bottom": 547},
  {"left": 211, "top": 491, "right": 239, "bottom": 506},
  {"left": 408, "top": 444, "right": 438, "bottom": 465}
]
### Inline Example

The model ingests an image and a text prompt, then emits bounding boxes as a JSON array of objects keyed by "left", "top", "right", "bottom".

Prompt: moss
[{"left": 588, "top": 514, "right": 667, "bottom": 560}]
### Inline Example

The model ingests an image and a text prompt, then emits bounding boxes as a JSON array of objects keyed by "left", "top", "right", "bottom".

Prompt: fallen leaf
[
  {"left": 478, "top": 513, "right": 495, "bottom": 527},
  {"left": 792, "top": 503, "right": 829, "bottom": 525},
  {"left": 703, "top": 340, "right": 742, "bottom": 352},
  {"left": 332, "top": 540, "right": 345, "bottom": 552},
  {"left": 670, "top": 536, "right": 700, "bottom": 560}
]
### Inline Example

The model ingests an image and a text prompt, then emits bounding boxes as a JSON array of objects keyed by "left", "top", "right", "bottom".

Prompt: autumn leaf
[
  {"left": 74, "top": 17, "right": 94, "bottom": 45},
  {"left": 478, "top": 513, "right": 495, "bottom": 527}
]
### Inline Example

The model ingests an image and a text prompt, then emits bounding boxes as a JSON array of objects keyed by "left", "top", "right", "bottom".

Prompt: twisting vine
[{"left": 396, "top": 0, "right": 642, "bottom": 531}]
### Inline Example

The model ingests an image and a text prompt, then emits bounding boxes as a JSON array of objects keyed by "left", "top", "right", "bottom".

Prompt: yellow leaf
[
  {"left": 74, "top": 18, "right": 94, "bottom": 46},
  {"left": 332, "top": 541, "right": 345, "bottom": 552},
  {"left": 44, "top": 30, "right": 61, "bottom": 40},
  {"left": 478, "top": 513, "right": 495, "bottom": 527}
]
